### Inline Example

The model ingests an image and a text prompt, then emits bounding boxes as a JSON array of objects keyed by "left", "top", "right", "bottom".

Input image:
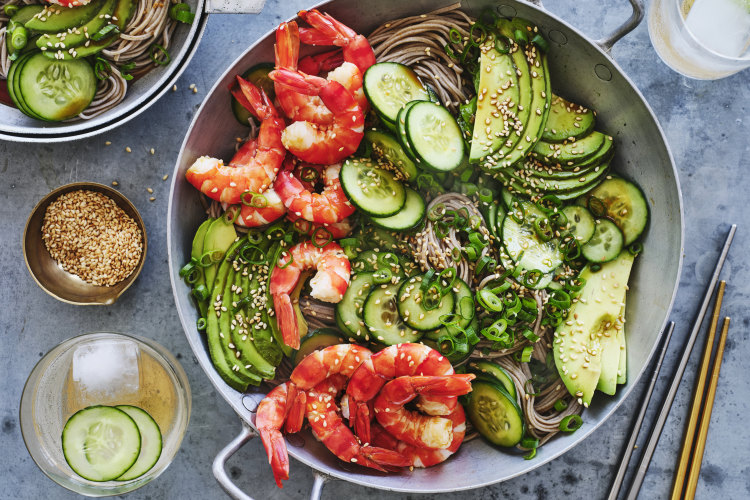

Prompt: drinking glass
[
  {"left": 648, "top": 0, "right": 750, "bottom": 79},
  {"left": 20, "top": 332, "right": 191, "bottom": 497}
]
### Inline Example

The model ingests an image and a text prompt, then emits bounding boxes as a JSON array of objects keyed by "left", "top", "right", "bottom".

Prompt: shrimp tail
[
  {"left": 269, "top": 68, "right": 326, "bottom": 96},
  {"left": 258, "top": 428, "right": 290, "bottom": 488},
  {"left": 350, "top": 401, "right": 373, "bottom": 444},
  {"left": 385, "top": 375, "right": 476, "bottom": 405},
  {"left": 235, "top": 76, "right": 276, "bottom": 120},
  {"left": 298, "top": 10, "right": 356, "bottom": 45},
  {"left": 275, "top": 21, "right": 300, "bottom": 70},
  {"left": 360, "top": 445, "right": 411, "bottom": 469},
  {"left": 283, "top": 385, "right": 307, "bottom": 434},
  {"left": 298, "top": 49, "right": 345, "bottom": 75},
  {"left": 272, "top": 293, "right": 300, "bottom": 349}
]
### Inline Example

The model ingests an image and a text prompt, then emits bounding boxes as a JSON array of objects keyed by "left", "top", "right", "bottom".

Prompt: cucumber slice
[
  {"left": 365, "top": 128, "right": 418, "bottom": 181},
  {"left": 369, "top": 187, "right": 425, "bottom": 232},
  {"left": 467, "top": 361, "right": 518, "bottom": 400},
  {"left": 561, "top": 205, "right": 596, "bottom": 244},
  {"left": 232, "top": 63, "right": 274, "bottom": 126},
  {"left": 294, "top": 328, "right": 346, "bottom": 365},
  {"left": 397, "top": 275, "right": 455, "bottom": 331},
  {"left": 405, "top": 101, "right": 465, "bottom": 172},
  {"left": 363, "top": 62, "right": 429, "bottom": 123},
  {"left": 62, "top": 406, "right": 141, "bottom": 482},
  {"left": 340, "top": 157, "right": 406, "bottom": 217},
  {"left": 465, "top": 381, "right": 525, "bottom": 447},
  {"left": 502, "top": 201, "right": 563, "bottom": 274},
  {"left": 115, "top": 406, "right": 162, "bottom": 481},
  {"left": 542, "top": 94, "right": 596, "bottom": 143},
  {"left": 335, "top": 272, "right": 376, "bottom": 341},
  {"left": 581, "top": 219, "right": 624, "bottom": 263},
  {"left": 581, "top": 177, "right": 649, "bottom": 245},
  {"left": 17, "top": 52, "right": 97, "bottom": 121},
  {"left": 396, "top": 100, "right": 420, "bottom": 163},
  {"left": 363, "top": 282, "right": 422, "bottom": 345}
]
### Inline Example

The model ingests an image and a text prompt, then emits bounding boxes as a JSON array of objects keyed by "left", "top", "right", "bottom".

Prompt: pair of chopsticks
[
  {"left": 607, "top": 224, "right": 736, "bottom": 500},
  {"left": 671, "top": 281, "right": 731, "bottom": 499}
]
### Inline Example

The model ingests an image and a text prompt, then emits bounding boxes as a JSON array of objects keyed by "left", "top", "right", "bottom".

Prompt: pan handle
[
  {"left": 212, "top": 420, "right": 257, "bottom": 500},
  {"left": 595, "top": 0, "right": 644, "bottom": 52},
  {"left": 205, "top": 0, "right": 266, "bottom": 14}
]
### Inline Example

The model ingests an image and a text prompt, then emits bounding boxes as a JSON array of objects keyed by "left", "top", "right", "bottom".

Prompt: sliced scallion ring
[{"left": 559, "top": 414, "right": 583, "bottom": 433}]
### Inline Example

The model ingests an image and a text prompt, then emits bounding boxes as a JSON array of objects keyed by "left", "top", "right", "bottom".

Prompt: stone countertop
[{"left": 1, "top": 0, "right": 748, "bottom": 498}]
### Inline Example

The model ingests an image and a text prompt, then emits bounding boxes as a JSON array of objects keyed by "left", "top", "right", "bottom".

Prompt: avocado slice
[
  {"left": 553, "top": 251, "right": 635, "bottom": 406},
  {"left": 25, "top": 0, "right": 104, "bottom": 34},
  {"left": 468, "top": 42, "right": 520, "bottom": 163},
  {"left": 542, "top": 94, "right": 596, "bottom": 143},
  {"left": 36, "top": 0, "right": 116, "bottom": 54},
  {"left": 190, "top": 218, "right": 214, "bottom": 318},
  {"left": 616, "top": 314, "right": 627, "bottom": 385},
  {"left": 596, "top": 302, "right": 626, "bottom": 395},
  {"left": 480, "top": 18, "right": 551, "bottom": 170},
  {"left": 202, "top": 217, "right": 237, "bottom": 292},
  {"left": 531, "top": 131, "right": 607, "bottom": 167}
]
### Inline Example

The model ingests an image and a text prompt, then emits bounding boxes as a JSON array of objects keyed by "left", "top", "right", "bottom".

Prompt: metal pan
[
  {"left": 167, "top": 0, "right": 684, "bottom": 497},
  {"left": 0, "top": 0, "right": 266, "bottom": 143}
]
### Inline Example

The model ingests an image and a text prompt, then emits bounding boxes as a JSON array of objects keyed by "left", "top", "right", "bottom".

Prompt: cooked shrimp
[
  {"left": 274, "top": 163, "right": 355, "bottom": 224},
  {"left": 255, "top": 382, "right": 307, "bottom": 488},
  {"left": 306, "top": 376, "right": 409, "bottom": 471},
  {"left": 223, "top": 187, "right": 286, "bottom": 227},
  {"left": 370, "top": 406, "right": 467, "bottom": 468},
  {"left": 269, "top": 68, "right": 364, "bottom": 165},
  {"left": 297, "top": 9, "right": 376, "bottom": 77},
  {"left": 290, "top": 344, "right": 371, "bottom": 389},
  {"left": 275, "top": 22, "right": 365, "bottom": 122},
  {"left": 270, "top": 242, "right": 351, "bottom": 349},
  {"left": 346, "top": 343, "right": 459, "bottom": 444},
  {"left": 373, "top": 375, "right": 474, "bottom": 450},
  {"left": 185, "top": 77, "right": 286, "bottom": 204}
]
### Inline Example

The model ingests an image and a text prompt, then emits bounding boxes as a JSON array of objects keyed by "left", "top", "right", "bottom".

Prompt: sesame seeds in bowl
[{"left": 24, "top": 182, "right": 147, "bottom": 305}]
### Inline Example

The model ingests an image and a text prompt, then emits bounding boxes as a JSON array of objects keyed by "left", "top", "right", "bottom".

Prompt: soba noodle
[{"left": 0, "top": 0, "right": 180, "bottom": 119}]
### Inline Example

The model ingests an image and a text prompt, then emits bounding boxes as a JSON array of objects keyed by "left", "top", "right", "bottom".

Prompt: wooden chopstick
[
  {"left": 624, "top": 224, "right": 736, "bottom": 500},
  {"left": 684, "top": 316, "right": 731, "bottom": 499},
  {"left": 670, "top": 281, "right": 727, "bottom": 499},
  {"left": 606, "top": 322, "right": 675, "bottom": 500}
]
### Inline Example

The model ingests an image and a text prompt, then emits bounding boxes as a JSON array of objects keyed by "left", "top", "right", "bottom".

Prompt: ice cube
[
  {"left": 686, "top": 0, "right": 750, "bottom": 57},
  {"left": 72, "top": 339, "right": 140, "bottom": 402}
]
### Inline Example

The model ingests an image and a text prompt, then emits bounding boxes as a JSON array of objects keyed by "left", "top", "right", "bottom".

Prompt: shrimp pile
[
  {"left": 185, "top": 9, "right": 378, "bottom": 349},
  {"left": 255, "top": 344, "right": 475, "bottom": 488}
]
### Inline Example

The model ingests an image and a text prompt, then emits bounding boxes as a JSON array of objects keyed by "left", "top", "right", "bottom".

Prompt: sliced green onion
[
  {"left": 477, "top": 289, "right": 503, "bottom": 312},
  {"left": 490, "top": 281, "right": 511, "bottom": 295},
  {"left": 565, "top": 277, "right": 586, "bottom": 292},
  {"left": 533, "top": 218, "right": 554, "bottom": 242},
  {"left": 437, "top": 334, "right": 457, "bottom": 356},
  {"left": 481, "top": 319, "right": 508, "bottom": 341},
  {"left": 521, "top": 328, "right": 539, "bottom": 343},
  {"left": 549, "top": 210, "right": 568, "bottom": 229},
  {"left": 514, "top": 28, "right": 528, "bottom": 45},
  {"left": 629, "top": 242, "right": 643, "bottom": 255},
  {"left": 451, "top": 247, "right": 462, "bottom": 262},
  {"left": 449, "top": 27, "right": 462, "bottom": 44},
  {"left": 10, "top": 26, "right": 27, "bottom": 51},
  {"left": 553, "top": 399, "right": 568, "bottom": 412},
  {"left": 196, "top": 317, "right": 207, "bottom": 330},
  {"left": 458, "top": 295, "right": 475, "bottom": 320},
  {"left": 494, "top": 35, "right": 511, "bottom": 54},
  {"left": 3, "top": 4, "right": 19, "bottom": 16},
  {"left": 246, "top": 230, "right": 263, "bottom": 245},
  {"left": 435, "top": 220, "right": 450, "bottom": 239},
  {"left": 277, "top": 250, "right": 294, "bottom": 269},
  {"left": 266, "top": 222, "right": 287, "bottom": 240},
  {"left": 373, "top": 268, "right": 393, "bottom": 285},
  {"left": 531, "top": 33, "right": 550, "bottom": 52},
  {"left": 179, "top": 260, "right": 197, "bottom": 279},
  {"left": 292, "top": 218, "right": 312, "bottom": 234},
  {"left": 559, "top": 415, "right": 583, "bottom": 433},
  {"left": 538, "top": 194, "right": 563, "bottom": 211},
  {"left": 438, "top": 267, "right": 457, "bottom": 295},
  {"left": 339, "top": 237, "right": 359, "bottom": 248},
  {"left": 510, "top": 207, "right": 525, "bottom": 224},
  {"left": 427, "top": 203, "right": 446, "bottom": 221},
  {"left": 522, "top": 269, "right": 543, "bottom": 287},
  {"left": 524, "top": 380, "right": 540, "bottom": 396},
  {"left": 94, "top": 57, "right": 111, "bottom": 80},
  {"left": 548, "top": 289, "right": 571, "bottom": 309},
  {"left": 503, "top": 290, "right": 521, "bottom": 315},
  {"left": 476, "top": 255, "right": 495, "bottom": 275},
  {"left": 91, "top": 24, "right": 119, "bottom": 41},
  {"left": 468, "top": 231, "right": 487, "bottom": 249},
  {"left": 440, "top": 313, "right": 461, "bottom": 327},
  {"left": 240, "top": 245, "right": 266, "bottom": 264},
  {"left": 169, "top": 2, "right": 195, "bottom": 23},
  {"left": 464, "top": 325, "right": 480, "bottom": 346},
  {"left": 199, "top": 249, "right": 224, "bottom": 267},
  {"left": 421, "top": 269, "right": 436, "bottom": 291},
  {"left": 518, "top": 345, "right": 533, "bottom": 362},
  {"left": 524, "top": 448, "right": 537, "bottom": 460},
  {"left": 561, "top": 238, "right": 581, "bottom": 261},
  {"left": 478, "top": 188, "right": 494, "bottom": 205},
  {"left": 192, "top": 284, "right": 209, "bottom": 301},
  {"left": 312, "top": 227, "right": 333, "bottom": 248},
  {"left": 464, "top": 245, "right": 478, "bottom": 261},
  {"left": 150, "top": 44, "right": 171, "bottom": 66},
  {"left": 300, "top": 165, "right": 319, "bottom": 183},
  {"left": 378, "top": 252, "right": 400, "bottom": 270},
  {"left": 469, "top": 214, "right": 483, "bottom": 230},
  {"left": 469, "top": 22, "right": 487, "bottom": 45}
]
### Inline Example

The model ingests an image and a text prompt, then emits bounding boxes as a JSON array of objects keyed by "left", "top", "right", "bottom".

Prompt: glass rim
[{"left": 672, "top": 0, "right": 750, "bottom": 63}]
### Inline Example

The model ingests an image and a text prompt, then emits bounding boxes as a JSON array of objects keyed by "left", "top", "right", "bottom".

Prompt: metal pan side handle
[
  {"left": 595, "top": 0, "right": 645, "bottom": 52},
  {"left": 205, "top": 0, "right": 266, "bottom": 14},
  {"left": 212, "top": 421, "right": 258, "bottom": 500},
  {"left": 525, "top": 0, "right": 644, "bottom": 52}
]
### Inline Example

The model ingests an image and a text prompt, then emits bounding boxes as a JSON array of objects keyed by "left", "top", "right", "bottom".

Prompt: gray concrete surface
[{"left": 1, "top": 0, "right": 749, "bottom": 498}]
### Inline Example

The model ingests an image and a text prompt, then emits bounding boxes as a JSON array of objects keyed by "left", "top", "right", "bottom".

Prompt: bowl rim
[{"left": 23, "top": 181, "right": 148, "bottom": 306}]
